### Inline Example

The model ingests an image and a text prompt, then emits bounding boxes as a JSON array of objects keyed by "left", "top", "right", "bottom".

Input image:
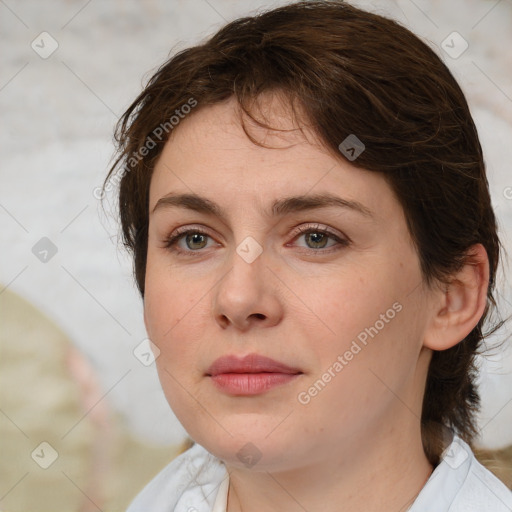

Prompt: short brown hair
[{"left": 104, "top": 0, "right": 506, "bottom": 466}]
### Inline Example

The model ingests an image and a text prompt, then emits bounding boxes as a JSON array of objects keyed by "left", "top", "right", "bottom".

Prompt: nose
[{"left": 212, "top": 244, "right": 284, "bottom": 332}]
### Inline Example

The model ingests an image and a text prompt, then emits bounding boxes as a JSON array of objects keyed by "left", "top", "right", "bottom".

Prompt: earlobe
[{"left": 423, "top": 243, "right": 489, "bottom": 351}]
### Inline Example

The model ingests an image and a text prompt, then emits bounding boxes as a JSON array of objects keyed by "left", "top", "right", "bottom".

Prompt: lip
[
  {"left": 206, "top": 353, "right": 303, "bottom": 396},
  {"left": 206, "top": 353, "right": 302, "bottom": 376}
]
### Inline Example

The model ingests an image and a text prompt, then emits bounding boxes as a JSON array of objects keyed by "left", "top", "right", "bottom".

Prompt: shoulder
[
  {"left": 126, "top": 442, "right": 228, "bottom": 512},
  {"left": 412, "top": 434, "right": 512, "bottom": 512},
  {"left": 450, "top": 442, "right": 512, "bottom": 512}
]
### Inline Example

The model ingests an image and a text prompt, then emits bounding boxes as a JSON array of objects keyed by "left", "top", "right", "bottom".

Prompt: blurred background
[{"left": 1, "top": 0, "right": 511, "bottom": 510}]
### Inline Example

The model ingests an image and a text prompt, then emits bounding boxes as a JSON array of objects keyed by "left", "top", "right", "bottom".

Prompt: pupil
[
  {"left": 308, "top": 232, "right": 326, "bottom": 248},
  {"left": 188, "top": 233, "right": 206, "bottom": 249}
]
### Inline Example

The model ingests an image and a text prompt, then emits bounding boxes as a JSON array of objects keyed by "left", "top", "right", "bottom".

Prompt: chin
[{"left": 193, "top": 430, "right": 301, "bottom": 473}]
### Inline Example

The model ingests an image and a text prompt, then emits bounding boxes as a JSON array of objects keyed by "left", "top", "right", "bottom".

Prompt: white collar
[{"left": 212, "top": 475, "right": 229, "bottom": 511}]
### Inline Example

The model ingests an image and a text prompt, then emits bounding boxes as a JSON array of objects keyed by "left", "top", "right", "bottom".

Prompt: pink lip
[
  {"left": 206, "top": 354, "right": 303, "bottom": 396},
  {"left": 206, "top": 353, "right": 302, "bottom": 376}
]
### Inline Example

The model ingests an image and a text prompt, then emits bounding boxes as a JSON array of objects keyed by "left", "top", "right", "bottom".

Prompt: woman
[{"left": 103, "top": 1, "right": 512, "bottom": 510}]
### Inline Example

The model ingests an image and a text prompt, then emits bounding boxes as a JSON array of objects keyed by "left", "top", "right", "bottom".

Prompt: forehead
[
  {"left": 199, "top": 92, "right": 316, "bottom": 138},
  {"left": 149, "top": 95, "right": 400, "bottom": 223}
]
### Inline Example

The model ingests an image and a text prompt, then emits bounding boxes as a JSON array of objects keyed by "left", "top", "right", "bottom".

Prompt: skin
[{"left": 143, "top": 93, "right": 489, "bottom": 511}]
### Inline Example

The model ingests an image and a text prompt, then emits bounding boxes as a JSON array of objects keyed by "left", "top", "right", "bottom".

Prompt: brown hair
[{"left": 103, "top": 0, "right": 507, "bottom": 466}]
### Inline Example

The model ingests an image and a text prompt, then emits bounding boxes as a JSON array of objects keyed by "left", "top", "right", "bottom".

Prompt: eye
[
  {"left": 162, "top": 223, "right": 350, "bottom": 256},
  {"left": 289, "top": 224, "right": 349, "bottom": 253},
  {"left": 162, "top": 228, "right": 216, "bottom": 255}
]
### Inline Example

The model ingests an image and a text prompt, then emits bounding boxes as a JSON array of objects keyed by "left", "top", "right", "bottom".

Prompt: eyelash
[{"left": 162, "top": 224, "right": 350, "bottom": 256}]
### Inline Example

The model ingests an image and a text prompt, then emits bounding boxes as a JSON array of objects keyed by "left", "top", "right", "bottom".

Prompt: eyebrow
[{"left": 151, "top": 192, "right": 374, "bottom": 219}]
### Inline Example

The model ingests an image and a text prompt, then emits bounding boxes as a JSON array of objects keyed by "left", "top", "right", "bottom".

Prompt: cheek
[
  {"left": 143, "top": 264, "right": 213, "bottom": 428},
  {"left": 144, "top": 259, "right": 184, "bottom": 350},
  {"left": 315, "top": 257, "right": 423, "bottom": 368},
  {"left": 144, "top": 249, "right": 189, "bottom": 332},
  {"left": 143, "top": 258, "right": 210, "bottom": 371},
  {"left": 312, "top": 271, "right": 395, "bottom": 344}
]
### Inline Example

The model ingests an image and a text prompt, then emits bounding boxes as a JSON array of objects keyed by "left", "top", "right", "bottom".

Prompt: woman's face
[{"left": 144, "top": 94, "right": 436, "bottom": 471}]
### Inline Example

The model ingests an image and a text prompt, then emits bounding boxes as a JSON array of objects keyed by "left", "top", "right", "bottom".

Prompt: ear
[{"left": 423, "top": 243, "right": 490, "bottom": 351}]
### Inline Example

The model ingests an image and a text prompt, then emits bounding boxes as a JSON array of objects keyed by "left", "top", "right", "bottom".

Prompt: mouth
[
  {"left": 206, "top": 353, "right": 302, "bottom": 376},
  {"left": 206, "top": 353, "right": 303, "bottom": 396}
]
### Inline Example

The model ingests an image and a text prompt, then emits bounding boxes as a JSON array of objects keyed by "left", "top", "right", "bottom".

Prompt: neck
[{"left": 226, "top": 415, "right": 433, "bottom": 512}]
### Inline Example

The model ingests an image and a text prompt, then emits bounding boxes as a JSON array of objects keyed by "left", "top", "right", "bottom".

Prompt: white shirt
[
  {"left": 126, "top": 433, "right": 512, "bottom": 511},
  {"left": 212, "top": 477, "right": 228, "bottom": 512}
]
